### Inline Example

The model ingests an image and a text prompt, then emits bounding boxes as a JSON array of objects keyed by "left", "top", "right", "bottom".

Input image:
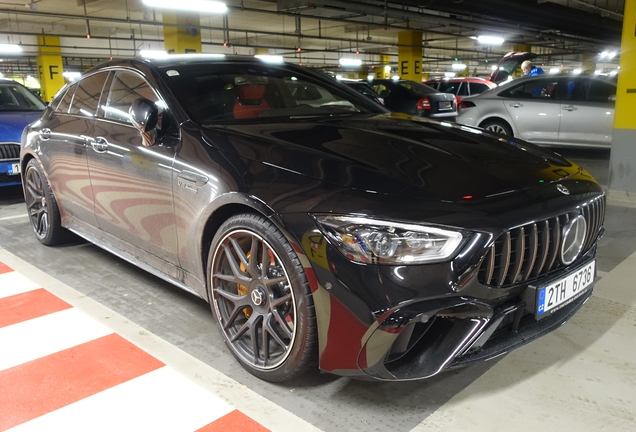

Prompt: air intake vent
[
  {"left": 479, "top": 196, "right": 605, "bottom": 287},
  {"left": 0, "top": 143, "right": 20, "bottom": 160}
]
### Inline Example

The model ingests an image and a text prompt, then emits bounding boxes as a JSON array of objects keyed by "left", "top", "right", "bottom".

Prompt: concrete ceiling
[{"left": 0, "top": 0, "right": 624, "bottom": 77}]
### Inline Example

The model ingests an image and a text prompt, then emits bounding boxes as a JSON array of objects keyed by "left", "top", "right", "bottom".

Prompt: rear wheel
[
  {"left": 481, "top": 119, "right": 513, "bottom": 136},
  {"left": 23, "top": 159, "right": 72, "bottom": 246},
  {"left": 207, "top": 213, "right": 317, "bottom": 382}
]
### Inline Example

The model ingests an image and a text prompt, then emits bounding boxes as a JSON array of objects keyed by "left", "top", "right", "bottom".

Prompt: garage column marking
[
  {"left": 608, "top": 0, "right": 636, "bottom": 206},
  {"left": 397, "top": 31, "right": 423, "bottom": 82}
]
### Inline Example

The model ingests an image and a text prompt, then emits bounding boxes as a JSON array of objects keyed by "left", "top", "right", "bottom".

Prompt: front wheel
[
  {"left": 481, "top": 119, "right": 513, "bottom": 136},
  {"left": 207, "top": 213, "right": 317, "bottom": 382},
  {"left": 23, "top": 159, "right": 72, "bottom": 246}
]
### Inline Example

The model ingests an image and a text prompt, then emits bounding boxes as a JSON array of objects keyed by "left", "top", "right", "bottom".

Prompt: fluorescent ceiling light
[
  {"left": 142, "top": 0, "right": 227, "bottom": 13},
  {"left": 491, "top": 65, "right": 498, "bottom": 71},
  {"left": 140, "top": 50, "right": 169, "bottom": 58},
  {"left": 63, "top": 71, "right": 81, "bottom": 80},
  {"left": 339, "top": 58, "right": 362, "bottom": 67},
  {"left": 0, "top": 44, "right": 23, "bottom": 54},
  {"left": 255, "top": 55, "right": 284, "bottom": 63},
  {"left": 391, "top": 75, "right": 400, "bottom": 80},
  {"left": 549, "top": 67, "right": 560, "bottom": 74},
  {"left": 477, "top": 35, "right": 505, "bottom": 45},
  {"left": 165, "top": 53, "right": 225, "bottom": 60},
  {"left": 335, "top": 74, "right": 343, "bottom": 80},
  {"left": 451, "top": 63, "right": 466, "bottom": 70},
  {"left": 444, "top": 72, "right": 456, "bottom": 77},
  {"left": 572, "top": 69, "right": 582, "bottom": 75},
  {"left": 383, "top": 65, "right": 391, "bottom": 72}
]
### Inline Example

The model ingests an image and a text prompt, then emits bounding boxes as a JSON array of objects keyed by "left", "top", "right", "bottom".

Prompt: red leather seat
[{"left": 233, "top": 84, "right": 270, "bottom": 119}]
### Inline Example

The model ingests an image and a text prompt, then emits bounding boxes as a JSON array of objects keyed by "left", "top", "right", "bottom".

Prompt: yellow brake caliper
[{"left": 238, "top": 252, "right": 252, "bottom": 319}]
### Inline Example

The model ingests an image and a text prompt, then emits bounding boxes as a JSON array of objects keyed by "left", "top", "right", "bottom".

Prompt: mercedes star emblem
[
  {"left": 556, "top": 184, "right": 570, "bottom": 195},
  {"left": 251, "top": 289, "right": 264, "bottom": 306},
  {"left": 561, "top": 215, "right": 587, "bottom": 265}
]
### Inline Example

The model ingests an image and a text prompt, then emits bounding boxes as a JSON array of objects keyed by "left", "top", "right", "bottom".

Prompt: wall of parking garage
[{"left": 609, "top": 0, "right": 636, "bottom": 206}]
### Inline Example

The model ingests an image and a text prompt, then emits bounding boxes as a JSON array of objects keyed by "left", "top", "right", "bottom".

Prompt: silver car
[{"left": 456, "top": 75, "right": 616, "bottom": 148}]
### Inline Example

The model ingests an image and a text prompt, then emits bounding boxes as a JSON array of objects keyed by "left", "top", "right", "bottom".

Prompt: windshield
[
  {"left": 0, "top": 83, "right": 46, "bottom": 111},
  {"left": 161, "top": 63, "right": 383, "bottom": 124}
]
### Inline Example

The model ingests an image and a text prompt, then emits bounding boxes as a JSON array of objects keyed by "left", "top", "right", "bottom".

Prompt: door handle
[
  {"left": 39, "top": 128, "right": 51, "bottom": 140},
  {"left": 91, "top": 136, "right": 109, "bottom": 153},
  {"left": 509, "top": 103, "right": 523, "bottom": 108},
  {"left": 562, "top": 105, "right": 578, "bottom": 111}
]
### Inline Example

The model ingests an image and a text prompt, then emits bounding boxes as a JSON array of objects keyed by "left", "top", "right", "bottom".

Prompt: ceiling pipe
[
  {"left": 0, "top": 6, "right": 609, "bottom": 51},
  {"left": 537, "top": 0, "right": 622, "bottom": 21}
]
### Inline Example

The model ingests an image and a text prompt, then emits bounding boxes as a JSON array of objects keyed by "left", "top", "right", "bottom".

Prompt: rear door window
[
  {"left": 501, "top": 78, "right": 559, "bottom": 99},
  {"left": 469, "top": 82, "right": 491, "bottom": 95},
  {"left": 588, "top": 80, "right": 616, "bottom": 103}
]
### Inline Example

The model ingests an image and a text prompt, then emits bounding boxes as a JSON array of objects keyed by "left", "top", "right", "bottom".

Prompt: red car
[{"left": 424, "top": 77, "right": 496, "bottom": 106}]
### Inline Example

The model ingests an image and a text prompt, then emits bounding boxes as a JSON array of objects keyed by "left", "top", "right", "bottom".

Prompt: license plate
[
  {"left": 536, "top": 260, "right": 595, "bottom": 318},
  {"left": 8, "top": 163, "right": 20, "bottom": 175},
  {"left": 438, "top": 101, "right": 452, "bottom": 110}
]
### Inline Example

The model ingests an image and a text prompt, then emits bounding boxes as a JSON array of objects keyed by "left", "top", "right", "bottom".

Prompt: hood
[
  {"left": 201, "top": 113, "right": 585, "bottom": 203},
  {"left": 0, "top": 111, "right": 42, "bottom": 143}
]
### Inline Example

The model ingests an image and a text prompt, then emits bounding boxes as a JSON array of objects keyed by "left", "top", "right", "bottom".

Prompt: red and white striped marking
[{"left": 0, "top": 260, "right": 275, "bottom": 432}]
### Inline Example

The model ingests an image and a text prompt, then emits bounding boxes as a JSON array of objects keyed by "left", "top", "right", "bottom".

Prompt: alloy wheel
[
  {"left": 24, "top": 165, "right": 50, "bottom": 239},
  {"left": 485, "top": 124, "right": 508, "bottom": 135},
  {"left": 211, "top": 229, "right": 297, "bottom": 370}
]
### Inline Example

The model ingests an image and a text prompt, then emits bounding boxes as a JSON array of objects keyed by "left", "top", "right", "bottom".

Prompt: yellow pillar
[
  {"left": 582, "top": 53, "right": 596, "bottom": 74},
  {"left": 375, "top": 55, "right": 391, "bottom": 79},
  {"left": 608, "top": 0, "right": 636, "bottom": 204},
  {"left": 513, "top": 44, "right": 532, "bottom": 52},
  {"left": 36, "top": 36, "right": 65, "bottom": 103},
  {"left": 398, "top": 31, "right": 422, "bottom": 82},
  {"left": 254, "top": 48, "right": 269, "bottom": 55},
  {"left": 357, "top": 66, "right": 369, "bottom": 79},
  {"left": 163, "top": 11, "right": 202, "bottom": 54}
]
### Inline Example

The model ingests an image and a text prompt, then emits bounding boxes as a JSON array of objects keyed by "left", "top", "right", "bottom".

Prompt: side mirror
[{"left": 129, "top": 98, "right": 159, "bottom": 133}]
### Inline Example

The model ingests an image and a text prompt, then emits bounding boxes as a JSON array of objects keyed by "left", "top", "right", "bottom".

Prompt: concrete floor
[{"left": 1, "top": 148, "right": 634, "bottom": 431}]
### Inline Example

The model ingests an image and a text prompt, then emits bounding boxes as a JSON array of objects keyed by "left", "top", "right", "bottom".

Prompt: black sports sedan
[
  {"left": 371, "top": 78, "right": 458, "bottom": 119},
  {"left": 21, "top": 55, "right": 604, "bottom": 382}
]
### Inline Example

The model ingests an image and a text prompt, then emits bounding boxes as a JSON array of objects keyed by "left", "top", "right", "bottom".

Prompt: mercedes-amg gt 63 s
[{"left": 21, "top": 55, "right": 604, "bottom": 382}]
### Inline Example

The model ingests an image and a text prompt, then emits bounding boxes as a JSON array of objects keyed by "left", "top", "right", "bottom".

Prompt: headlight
[{"left": 313, "top": 215, "right": 466, "bottom": 265}]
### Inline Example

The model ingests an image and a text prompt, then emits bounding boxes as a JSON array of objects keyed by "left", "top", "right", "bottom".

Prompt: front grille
[
  {"left": 0, "top": 143, "right": 20, "bottom": 161},
  {"left": 478, "top": 195, "right": 605, "bottom": 287}
]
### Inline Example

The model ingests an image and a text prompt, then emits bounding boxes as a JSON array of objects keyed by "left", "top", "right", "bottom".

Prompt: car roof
[{"left": 426, "top": 77, "right": 492, "bottom": 83}]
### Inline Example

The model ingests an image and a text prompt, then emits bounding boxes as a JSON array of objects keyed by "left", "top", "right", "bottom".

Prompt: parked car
[
  {"left": 21, "top": 56, "right": 604, "bottom": 382},
  {"left": 371, "top": 78, "right": 457, "bottom": 119},
  {"left": 0, "top": 79, "right": 46, "bottom": 187},
  {"left": 457, "top": 74, "right": 616, "bottom": 148},
  {"left": 339, "top": 79, "right": 384, "bottom": 105},
  {"left": 424, "top": 76, "right": 496, "bottom": 105}
]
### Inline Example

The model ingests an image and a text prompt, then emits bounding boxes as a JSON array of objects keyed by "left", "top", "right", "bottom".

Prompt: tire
[
  {"left": 23, "top": 159, "right": 72, "bottom": 246},
  {"left": 207, "top": 213, "right": 317, "bottom": 382},
  {"left": 481, "top": 119, "right": 513, "bottom": 136}
]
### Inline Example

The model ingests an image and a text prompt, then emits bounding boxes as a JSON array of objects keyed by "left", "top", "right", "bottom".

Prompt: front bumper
[{"left": 358, "top": 273, "right": 594, "bottom": 381}]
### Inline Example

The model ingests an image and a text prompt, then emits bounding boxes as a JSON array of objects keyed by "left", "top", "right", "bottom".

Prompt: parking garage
[{"left": 1, "top": 1, "right": 635, "bottom": 431}]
